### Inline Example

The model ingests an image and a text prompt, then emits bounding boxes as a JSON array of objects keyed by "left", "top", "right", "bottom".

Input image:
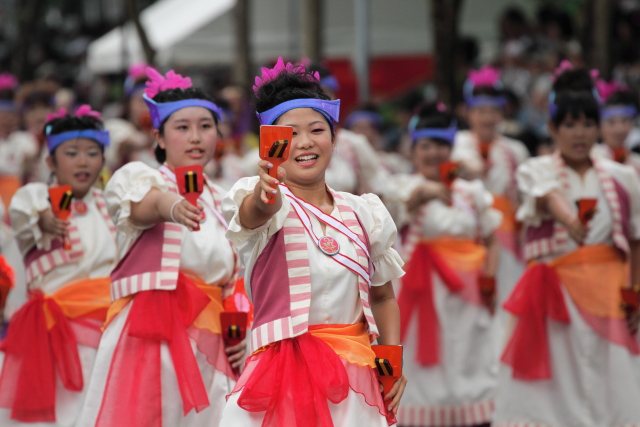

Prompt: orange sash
[
  {"left": 0, "top": 176, "right": 20, "bottom": 211},
  {"left": 492, "top": 195, "right": 517, "bottom": 233},
  {"left": 105, "top": 273, "right": 224, "bottom": 332}
]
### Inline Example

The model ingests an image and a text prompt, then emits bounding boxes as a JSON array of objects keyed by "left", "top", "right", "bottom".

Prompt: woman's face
[
  {"left": 350, "top": 119, "right": 380, "bottom": 147},
  {"left": 154, "top": 106, "right": 217, "bottom": 169},
  {"left": 412, "top": 137, "right": 452, "bottom": 180},
  {"left": 550, "top": 112, "right": 599, "bottom": 163},
  {"left": 276, "top": 107, "right": 334, "bottom": 188},
  {"left": 46, "top": 138, "right": 104, "bottom": 199},
  {"left": 468, "top": 105, "right": 502, "bottom": 141},
  {"left": 600, "top": 114, "right": 633, "bottom": 148}
]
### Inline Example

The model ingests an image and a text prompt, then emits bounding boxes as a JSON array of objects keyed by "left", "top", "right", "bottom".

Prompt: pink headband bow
[
  {"left": 253, "top": 57, "right": 320, "bottom": 95},
  {"left": 144, "top": 67, "right": 192, "bottom": 99},
  {"left": 0, "top": 73, "right": 18, "bottom": 91},
  {"left": 595, "top": 79, "right": 627, "bottom": 102},
  {"left": 467, "top": 66, "right": 501, "bottom": 87}
]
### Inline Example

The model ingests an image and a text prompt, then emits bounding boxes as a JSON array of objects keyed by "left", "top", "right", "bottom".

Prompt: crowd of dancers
[{"left": 0, "top": 53, "right": 639, "bottom": 427}]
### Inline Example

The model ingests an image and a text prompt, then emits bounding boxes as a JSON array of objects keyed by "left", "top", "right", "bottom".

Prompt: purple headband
[
  {"left": 0, "top": 100, "right": 16, "bottom": 112},
  {"left": 601, "top": 105, "right": 638, "bottom": 120},
  {"left": 142, "top": 93, "right": 223, "bottom": 129},
  {"left": 320, "top": 75, "right": 340, "bottom": 92},
  {"left": 344, "top": 110, "right": 382, "bottom": 129},
  {"left": 47, "top": 129, "right": 110, "bottom": 152},
  {"left": 411, "top": 121, "right": 457, "bottom": 144},
  {"left": 465, "top": 95, "right": 507, "bottom": 108},
  {"left": 256, "top": 98, "right": 340, "bottom": 126}
]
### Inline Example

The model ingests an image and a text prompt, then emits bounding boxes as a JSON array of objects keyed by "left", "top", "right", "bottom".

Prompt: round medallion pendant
[
  {"left": 72, "top": 200, "right": 88, "bottom": 216},
  {"left": 318, "top": 236, "right": 340, "bottom": 256}
]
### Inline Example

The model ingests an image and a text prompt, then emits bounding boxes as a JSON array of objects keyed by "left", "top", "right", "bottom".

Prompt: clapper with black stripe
[
  {"left": 49, "top": 185, "right": 73, "bottom": 250},
  {"left": 372, "top": 345, "right": 403, "bottom": 416},
  {"left": 259, "top": 125, "right": 293, "bottom": 205},
  {"left": 175, "top": 164, "right": 204, "bottom": 231}
]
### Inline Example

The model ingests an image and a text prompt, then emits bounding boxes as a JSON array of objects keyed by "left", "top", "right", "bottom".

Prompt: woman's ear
[
  {"left": 152, "top": 129, "right": 165, "bottom": 149},
  {"left": 45, "top": 154, "right": 56, "bottom": 174}
]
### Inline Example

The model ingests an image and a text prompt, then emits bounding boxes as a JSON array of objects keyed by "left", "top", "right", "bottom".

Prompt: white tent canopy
[{"left": 87, "top": 0, "right": 533, "bottom": 74}]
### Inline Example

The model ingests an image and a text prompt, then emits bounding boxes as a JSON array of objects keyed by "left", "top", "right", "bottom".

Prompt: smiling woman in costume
[
  {"left": 219, "top": 58, "right": 407, "bottom": 426},
  {"left": 76, "top": 68, "right": 243, "bottom": 427},
  {"left": 0, "top": 105, "right": 116, "bottom": 426}
]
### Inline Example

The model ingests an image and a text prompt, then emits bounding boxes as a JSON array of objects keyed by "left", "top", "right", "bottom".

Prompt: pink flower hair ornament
[
  {"left": 464, "top": 66, "right": 506, "bottom": 108},
  {"left": 0, "top": 73, "right": 18, "bottom": 91},
  {"left": 144, "top": 67, "right": 192, "bottom": 99},
  {"left": 45, "top": 108, "right": 68, "bottom": 123},
  {"left": 595, "top": 78, "right": 627, "bottom": 102},
  {"left": 45, "top": 104, "right": 110, "bottom": 152},
  {"left": 128, "top": 63, "right": 148, "bottom": 81},
  {"left": 253, "top": 57, "right": 320, "bottom": 95}
]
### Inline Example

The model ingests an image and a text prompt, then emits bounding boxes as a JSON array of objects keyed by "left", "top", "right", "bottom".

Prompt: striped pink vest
[
  {"left": 110, "top": 172, "right": 236, "bottom": 301},
  {"left": 248, "top": 190, "right": 379, "bottom": 351},
  {"left": 522, "top": 153, "right": 630, "bottom": 261},
  {"left": 24, "top": 189, "right": 116, "bottom": 287}
]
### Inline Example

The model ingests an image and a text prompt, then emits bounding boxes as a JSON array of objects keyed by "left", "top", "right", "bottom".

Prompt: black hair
[
  {"left": 0, "top": 88, "right": 14, "bottom": 102},
  {"left": 152, "top": 87, "right": 218, "bottom": 163},
  {"left": 254, "top": 67, "right": 330, "bottom": 115},
  {"left": 307, "top": 62, "right": 333, "bottom": 80},
  {"left": 605, "top": 90, "right": 639, "bottom": 110},
  {"left": 413, "top": 103, "right": 456, "bottom": 146},
  {"left": 44, "top": 114, "right": 105, "bottom": 158},
  {"left": 472, "top": 84, "right": 504, "bottom": 98},
  {"left": 550, "top": 68, "right": 600, "bottom": 127}
]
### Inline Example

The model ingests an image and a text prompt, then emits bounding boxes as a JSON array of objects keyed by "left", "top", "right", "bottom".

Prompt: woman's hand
[
  {"left": 225, "top": 340, "right": 247, "bottom": 370},
  {"left": 257, "top": 160, "right": 286, "bottom": 204},
  {"left": 626, "top": 308, "right": 640, "bottom": 335},
  {"left": 567, "top": 217, "right": 588, "bottom": 245},
  {"left": 170, "top": 199, "right": 203, "bottom": 231},
  {"left": 384, "top": 375, "right": 408, "bottom": 415},
  {"left": 407, "top": 181, "right": 451, "bottom": 212},
  {"left": 38, "top": 209, "right": 68, "bottom": 237}
]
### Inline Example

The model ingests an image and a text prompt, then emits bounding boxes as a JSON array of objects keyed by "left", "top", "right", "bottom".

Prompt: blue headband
[
  {"left": 410, "top": 122, "right": 457, "bottom": 144},
  {"left": 0, "top": 100, "right": 16, "bottom": 112},
  {"left": 601, "top": 105, "right": 638, "bottom": 120},
  {"left": 463, "top": 79, "right": 506, "bottom": 108},
  {"left": 125, "top": 82, "right": 147, "bottom": 98},
  {"left": 465, "top": 95, "right": 507, "bottom": 108},
  {"left": 142, "top": 93, "right": 223, "bottom": 129},
  {"left": 47, "top": 129, "right": 110, "bottom": 152},
  {"left": 256, "top": 98, "right": 341, "bottom": 126},
  {"left": 320, "top": 75, "right": 340, "bottom": 92},
  {"left": 344, "top": 110, "right": 382, "bottom": 129}
]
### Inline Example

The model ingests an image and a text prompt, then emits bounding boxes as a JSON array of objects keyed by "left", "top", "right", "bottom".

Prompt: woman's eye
[
  {"left": 202, "top": 123, "right": 212, "bottom": 129},
  {"left": 64, "top": 151, "right": 77, "bottom": 157},
  {"left": 177, "top": 125, "right": 188, "bottom": 130},
  {"left": 312, "top": 128, "right": 324, "bottom": 133},
  {"left": 292, "top": 132, "right": 298, "bottom": 136},
  {"left": 88, "top": 151, "right": 100, "bottom": 157}
]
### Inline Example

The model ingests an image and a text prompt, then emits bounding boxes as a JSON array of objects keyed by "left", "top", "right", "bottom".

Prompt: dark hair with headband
[
  {"left": 152, "top": 87, "right": 217, "bottom": 163},
  {"left": 550, "top": 68, "right": 599, "bottom": 127},
  {"left": 254, "top": 69, "right": 330, "bottom": 118},
  {"left": 44, "top": 115, "right": 105, "bottom": 156},
  {"left": 605, "top": 90, "right": 638, "bottom": 110},
  {"left": 411, "top": 103, "right": 456, "bottom": 147}
]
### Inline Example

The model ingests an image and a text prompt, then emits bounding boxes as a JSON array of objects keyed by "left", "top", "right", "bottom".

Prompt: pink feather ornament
[
  {"left": 252, "top": 57, "right": 321, "bottom": 95},
  {"left": 128, "top": 63, "right": 148, "bottom": 81},
  {"left": 144, "top": 67, "right": 193, "bottom": 98},
  {"left": 75, "top": 104, "right": 102, "bottom": 120},
  {"left": 46, "top": 108, "right": 68, "bottom": 122},
  {"left": 0, "top": 73, "right": 18, "bottom": 91},
  {"left": 467, "top": 66, "right": 501, "bottom": 87},
  {"left": 595, "top": 79, "right": 627, "bottom": 102}
]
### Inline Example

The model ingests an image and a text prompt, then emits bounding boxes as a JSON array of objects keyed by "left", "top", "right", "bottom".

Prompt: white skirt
[
  {"left": 493, "top": 287, "right": 640, "bottom": 427},
  {"left": 397, "top": 272, "right": 498, "bottom": 426},
  {"left": 76, "top": 300, "right": 235, "bottom": 427}
]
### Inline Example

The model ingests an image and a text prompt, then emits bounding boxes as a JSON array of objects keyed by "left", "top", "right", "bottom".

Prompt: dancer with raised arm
[{"left": 219, "top": 58, "right": 407, "bottom": 426}]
